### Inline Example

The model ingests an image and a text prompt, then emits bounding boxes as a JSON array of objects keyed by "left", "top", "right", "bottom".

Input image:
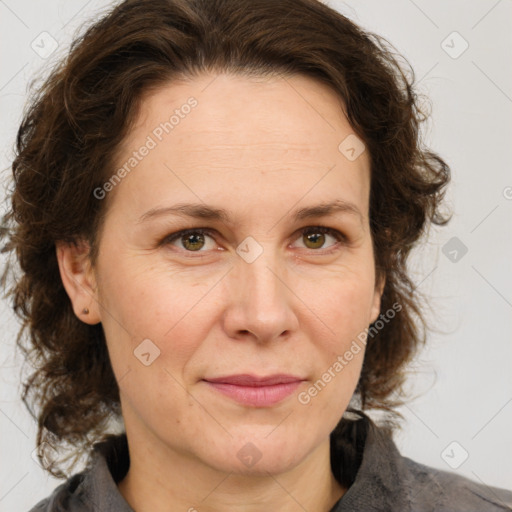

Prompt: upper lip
[{"left": 203, "top": 374, "right": 304, "bottom": 386}]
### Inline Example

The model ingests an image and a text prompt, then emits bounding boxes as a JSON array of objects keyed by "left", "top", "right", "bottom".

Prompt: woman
[{"left": 2, "top": 0, "right": 511, "bottom": 510}]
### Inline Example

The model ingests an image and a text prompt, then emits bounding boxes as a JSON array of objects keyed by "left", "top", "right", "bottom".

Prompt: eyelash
[{"left": 162, "top": 226, "right": 347, "bottom": 256}]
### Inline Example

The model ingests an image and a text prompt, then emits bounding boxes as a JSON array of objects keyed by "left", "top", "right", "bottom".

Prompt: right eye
[{"left": 162, "top": 228, "right": 219, "bottom": 254}]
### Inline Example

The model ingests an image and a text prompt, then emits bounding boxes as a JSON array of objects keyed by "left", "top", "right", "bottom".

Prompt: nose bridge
[
  {"left": 228, "top": 241, "right": 296, "bottom": 340},
  {"left": 245, "top": 252, "right": 282, "bottom": 302},
  {"left": 239, "top": 242, "right": 284, "bottom": 305}
]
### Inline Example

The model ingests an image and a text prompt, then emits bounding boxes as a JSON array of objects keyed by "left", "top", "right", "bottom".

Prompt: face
[{"left": 60, "top": 72, "right": 383, "bottom": 476}]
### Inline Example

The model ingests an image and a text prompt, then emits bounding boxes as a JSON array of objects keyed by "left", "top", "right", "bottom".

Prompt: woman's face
[{"left": 64, "top": 72, "right": 384, "bottom": 475}]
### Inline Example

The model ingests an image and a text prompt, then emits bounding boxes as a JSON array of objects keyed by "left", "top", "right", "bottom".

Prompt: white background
[{"left": 1, "top": 0, "right": 511, "bottom": 509}]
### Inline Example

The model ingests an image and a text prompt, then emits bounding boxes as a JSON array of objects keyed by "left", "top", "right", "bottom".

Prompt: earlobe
[{"left": 55, "top": 240, "right": 101, "bottom": 325}]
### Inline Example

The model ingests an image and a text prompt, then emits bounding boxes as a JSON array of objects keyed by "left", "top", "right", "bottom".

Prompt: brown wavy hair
[{"left": 1, "top": 0, "right": 450, "bottom": 479}]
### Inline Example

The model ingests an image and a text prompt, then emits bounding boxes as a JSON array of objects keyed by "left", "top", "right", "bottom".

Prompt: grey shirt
[{"left": 29, "top": 413, "right": 512, "bottom": 511}]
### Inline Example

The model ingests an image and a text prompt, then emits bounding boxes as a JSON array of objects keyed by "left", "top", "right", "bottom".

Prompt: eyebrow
[{"left": 137, "top": 199, "right": 364, "bottom": 226}]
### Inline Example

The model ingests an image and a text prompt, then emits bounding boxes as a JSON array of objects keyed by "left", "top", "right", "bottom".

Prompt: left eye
[
  {"left": 293, "top": 226, "right": 345, "bottom": 251},
  {"left": 163, "top": 227, "right": 346, "bottom": 253}
]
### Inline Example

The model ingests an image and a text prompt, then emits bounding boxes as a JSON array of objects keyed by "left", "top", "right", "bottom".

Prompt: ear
[
  {"left": 55, "top": 239, "right": 101, "bottom": 325},
  {"left": 369, "top": 272, "right": 386, "bottom": 325}
]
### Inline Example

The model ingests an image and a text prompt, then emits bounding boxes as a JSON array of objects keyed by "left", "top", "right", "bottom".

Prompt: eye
[
  {"left": 292, "top": 226, "right": 346, "bottom": 253},
  {"left": 162, "top": 226, "right": 347, "bottom": 256},
  {"left": 163, "top": 228, "right": 217, "bottom": 252}
]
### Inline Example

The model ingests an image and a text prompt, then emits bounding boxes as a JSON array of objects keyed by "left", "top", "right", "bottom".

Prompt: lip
[{"left": 203, "top": 374, "right": 305, "bottom": 407}]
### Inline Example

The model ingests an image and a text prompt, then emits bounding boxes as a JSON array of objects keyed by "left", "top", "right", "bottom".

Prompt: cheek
[
  {"left": 300, "top": 271, "right": 374, "bottom": 393},
  {"left": 297, "top": 279, "right": 370, "bottom": 415},
  {"left": 307, "top": 269, "right": 377, "bottom": 338},
  {"left": 96, "top": 260, "right": 212, "bottom": 425},
  {"left": 96, "top": 255, "right": 219, "bottom": 374}
]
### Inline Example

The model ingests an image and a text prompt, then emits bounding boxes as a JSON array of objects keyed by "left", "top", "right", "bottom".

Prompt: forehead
[
  {"left": 131, "top": 72, "right": 354, "bottom": 142},
  {"left": 109, "top": 72, "right": 371, "bottom": 221}
]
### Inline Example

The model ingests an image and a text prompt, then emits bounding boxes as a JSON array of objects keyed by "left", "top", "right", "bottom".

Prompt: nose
[{"left": 222, "top": 249, "right": 299, "bottom": 343}]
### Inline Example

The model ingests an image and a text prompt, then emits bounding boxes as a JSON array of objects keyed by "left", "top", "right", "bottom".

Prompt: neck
[{"left": 118, "top": 429, "right": 346, "bottom": 512}]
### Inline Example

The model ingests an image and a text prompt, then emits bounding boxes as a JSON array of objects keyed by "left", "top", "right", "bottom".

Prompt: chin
[{"left": 201, "top": 430, "right": 317, "bottom": 476}]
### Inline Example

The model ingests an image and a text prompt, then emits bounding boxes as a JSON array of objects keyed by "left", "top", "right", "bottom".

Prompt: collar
[
  {"left": 72, "top": 413, "right": 429, "bottom": 511},
  {"left": 329, "top": 413, "right": 417, "bottom": 511},
  {"left": 76, "top": 433, "right": 133, "bottom": 511}
]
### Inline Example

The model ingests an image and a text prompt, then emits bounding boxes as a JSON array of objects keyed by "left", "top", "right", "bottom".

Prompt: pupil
[
  {"left": 184, "top": 233, "right": 204, "bottom": 251},
  {"left": 306, "top": 232, "right": 324, "bottom": 249}
]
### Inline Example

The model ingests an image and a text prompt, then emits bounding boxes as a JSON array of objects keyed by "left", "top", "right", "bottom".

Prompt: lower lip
[{"left": 204, "top": 381, "right": 302, "bottom": 407}]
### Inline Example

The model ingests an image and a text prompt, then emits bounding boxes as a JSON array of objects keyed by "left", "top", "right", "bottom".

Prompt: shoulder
[
  {"left": 26, "top": 473, "right": 89, "bottom": 512},
  {"left": 330, "top": 413, "right": 512, "bottom": 512},
  {"left": 401, "top": 455, "right": 512, "bottom": 511},
  {"left": 26, "top": 433, "right": 131, "bottom": 512}
]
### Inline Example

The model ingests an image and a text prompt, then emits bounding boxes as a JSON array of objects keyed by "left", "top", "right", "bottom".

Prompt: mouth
[{"left": 202, "top": 374, "right": 305, "bottom": 407}]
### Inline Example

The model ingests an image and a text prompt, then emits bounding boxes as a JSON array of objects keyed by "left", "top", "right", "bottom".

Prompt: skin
[{"left": 57, "top": 72, "right": 384, "bottom": 512}]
